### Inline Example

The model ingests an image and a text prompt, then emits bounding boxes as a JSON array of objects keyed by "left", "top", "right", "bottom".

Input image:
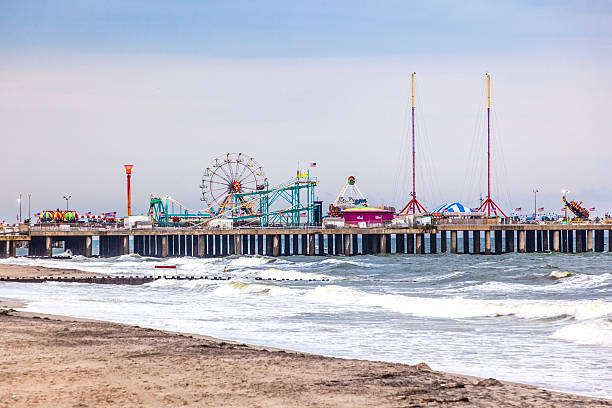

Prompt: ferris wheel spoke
[
  {"left": 209, "top": 180, "right": 230, "bottom": 187},
  {"left": 235, "top": 160, "right": 251, "bottom": 181},
  {"left": 226, "top": 161, "right": 236, "bottom": 181},
  {"left": 238, "top": 168, "right": 257, "bottom": 184},
  {"left": 211, "top": 169, "right": 232, "bottom": 185},
  {"left": 232, "top": 160, "right": 241, "bottom": 182},
  {"left": 218, "top": 164, "right": 235, "bottom": 183},
  {"left": 213, "top": 191, "right": 230, "bottom": 202},
  {"left": 208, "top": 182, "right": 231, "bottom": 190},
  {"left": 209, "top": 188, "right": 232, "bottom": 197}
]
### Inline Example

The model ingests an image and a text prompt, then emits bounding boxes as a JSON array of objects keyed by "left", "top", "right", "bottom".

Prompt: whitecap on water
[
  {"left": 255, "top": 268, "right": 335, "bottom": 281},
  {"left": 210, "top": 281, "right": 299, "bottom": 296},
  {"left": 552, "top": 319, "right": 612, "bottom": 347},
  {"left": 320, "top": 258, "right": 372, "bottom": 268},
  {"left": 228, "top": 256, "right": 275, "bottom": 268},
  {"left": 143, "top": 278, "right": 221, "bottom": 290},
  {"left": 549, "top": 270, "right": 575, "bottom": 279},
  {"left": 300, "top": 285, "right": 612, "bottom": 320}
]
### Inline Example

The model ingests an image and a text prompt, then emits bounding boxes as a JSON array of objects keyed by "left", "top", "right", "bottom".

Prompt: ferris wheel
[{"left": 200, "top": 153, "right": 267, "bottom": 216}]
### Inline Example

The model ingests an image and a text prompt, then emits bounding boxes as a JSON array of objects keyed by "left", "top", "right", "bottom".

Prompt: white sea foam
[
  {"left": 549, "top": 270, "right": 575, "bottom": 279},
  {"left": 552, "top": 319, "right": 612, "bottom": 347},
  {"left": 465, "top": 272, "right": 612, "bottom": 295},
  {"left": 228, "top": 256, "right": 274, "bottom": 267},
  {"left": 255, "top": 268, "right": 334, "bottom": 281},
  {"left": 211, "top": 281, "right": 298, "bottom": 296},
  {"left": 143, "top": 278, "right": 221, "bottom": 289},
  {"left": 320, "top": 258, "right": 372, "bottom": 268},
  {"left": 301, "top": 285, "right": 612, "bottom": 320}
]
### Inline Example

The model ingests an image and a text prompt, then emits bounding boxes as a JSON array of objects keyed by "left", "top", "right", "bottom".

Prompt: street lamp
[
  {"left": 63, "top": 195, "right": 71, "bottom": 211},
  {"left": 28, "top": 193, "right": 31, "bottom": 221},
  {"left": 124, "top": 165, "right": 134, "bottom": 217},
  {"left": 17, "top": 194, "right": 22, "bottom": 222},
  {"left": 533, "top": 189, "right": 539, "bottom": 220}
]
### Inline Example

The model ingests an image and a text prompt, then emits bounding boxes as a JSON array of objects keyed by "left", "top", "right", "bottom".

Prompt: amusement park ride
[
  {"left": 477, "top": 73, "right": 506, "bottom": 217},
  {"left": 38, "top": 210, "right": 118, "bottom": 224},
  {"left": 149, "top": 153, "right": 319, "bottom": 227},
  {"left": 562, "top": 194, "right": 590, "bottom": 221},
  {"left": 400, "top": 72, "right": 428, "bottom": 215},
  {"left": 329, "top": 176, "right": 367, "bottom": 217}
]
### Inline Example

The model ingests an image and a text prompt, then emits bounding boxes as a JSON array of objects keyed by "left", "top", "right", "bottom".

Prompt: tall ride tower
[
  {"left": 400, "top": 72, "right": 428, "bottom": 215},
  {"left": 477, "top": 73, "right": 506, "bottom": 217}
]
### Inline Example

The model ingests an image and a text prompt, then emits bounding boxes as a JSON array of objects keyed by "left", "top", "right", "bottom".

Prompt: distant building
[{"left": 341, "top": 206, "right": 394, "bottom": 227}]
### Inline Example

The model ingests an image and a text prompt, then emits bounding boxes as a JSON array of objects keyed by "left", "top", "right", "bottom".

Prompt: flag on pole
[
  {"left": 538, "top": 207, "right": 544, "bottom": 212},
  {"left": 589, "top": 207, "right": 596, "bottom": 211},
  {"left": 515, "top": 207, "right": 522, "bottom": 211},
  {"left": 309, "top": 162, "right": 317, "bottom": 167}
]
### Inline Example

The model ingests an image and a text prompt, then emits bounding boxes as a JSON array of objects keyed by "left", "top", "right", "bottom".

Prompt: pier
[{"left": 1, "top": 224, "right": 611, "bottom": 258}]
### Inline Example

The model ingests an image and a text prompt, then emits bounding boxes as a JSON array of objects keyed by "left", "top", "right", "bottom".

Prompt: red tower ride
[
  {"left": 477, "top": 74, "right": 506, "bottom": 218},
  {"left": 400, "top": 72, "right": 428, "bottom": 215}
]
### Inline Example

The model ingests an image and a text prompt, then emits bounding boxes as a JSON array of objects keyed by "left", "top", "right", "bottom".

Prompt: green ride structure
[{"left": 149, "top": 153, "right": 320, "bottom": 228}]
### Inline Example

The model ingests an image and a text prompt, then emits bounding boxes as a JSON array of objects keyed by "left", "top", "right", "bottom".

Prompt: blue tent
[{"left": 431, "top": 202, "right": 478, "bottom": 214}]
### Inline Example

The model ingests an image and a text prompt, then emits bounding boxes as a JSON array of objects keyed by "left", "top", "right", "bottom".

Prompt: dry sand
[
  {"left": 1, "top": 265, "right": 611, "bottom": 407},
  {"left": 0, "top": 263, "right": 104, "bottom": 279}
]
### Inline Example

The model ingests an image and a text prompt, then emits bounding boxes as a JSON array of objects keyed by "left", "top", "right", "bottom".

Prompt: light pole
[
  {"left": 533, "top": 189, "right": 539, "bottom": 220},
  {"left": 124, "top": 165, "right": 134, "bottom": 217},
  {"left": 562, "top": 190, "right": 570, "bottom": 222},
  {"left": 28, "top": 193, "right": 31, "bottom": 221},
  {"left": 63, "top": 195, "right": 71, "bottom": 211},
  {"left": 17, "top": 194, "right": 22, "bottom": 222}
]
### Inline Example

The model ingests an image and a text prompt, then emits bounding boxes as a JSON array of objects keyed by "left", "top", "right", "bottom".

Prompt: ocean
[{"left": 1, "top": 247, "right": 611, "bottom": 398}]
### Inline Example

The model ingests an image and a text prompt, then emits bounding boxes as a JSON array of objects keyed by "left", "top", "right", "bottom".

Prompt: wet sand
[{"left": 1, "top": 266, "right": 611, "bottom": 407}]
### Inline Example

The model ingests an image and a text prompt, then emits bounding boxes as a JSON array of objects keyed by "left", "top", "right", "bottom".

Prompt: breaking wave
[
  {"left": 255, "top": 268, "right": 335, "bottom": 281},
  {"left": 552, "top": 319, "right": 612, "bottom": 347},
  {"left": 211, "top": 281, "right": 298, "bottom": 296},
  {"left": 549, "top": 270, "right": 575, "bottom": 279},
  {"left": 143, "top": 278, "right": 221, "bottom": 289},
  {"left": 301, "top": 285, "right": 612, "bottom": 320}
]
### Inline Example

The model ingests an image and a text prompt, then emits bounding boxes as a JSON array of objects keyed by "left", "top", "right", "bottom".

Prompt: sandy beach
[
  {"left": 0, "top": 264, "right": 104, "bottom": 279},
  {"left": 1, "top": 265, "right": 611, "bottom": 407}
]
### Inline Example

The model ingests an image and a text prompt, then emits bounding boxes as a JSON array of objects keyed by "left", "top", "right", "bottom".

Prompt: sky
[{"left": 1, "top": 1, "right": 611, "bottom": 220}]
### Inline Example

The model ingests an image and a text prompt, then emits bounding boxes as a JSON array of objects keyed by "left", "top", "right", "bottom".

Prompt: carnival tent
[{"left": 431, "top": 202, "right": 479, "bottom": 214}]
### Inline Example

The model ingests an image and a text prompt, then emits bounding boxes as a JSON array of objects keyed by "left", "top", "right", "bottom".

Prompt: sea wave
[
  {"left": 320, "top": 258, "right": 373, "bottom": 268},
  {"left": 552, "top": 319, "right": 612, "bottom": 347},
  {"left": 211, "top": 281, "right": 298, "bottom": 296},
  {"left": 143, "top": 278, "right": 221, "bottom": 289},
  {"left": 548, "top": 270, "right": 575, "bottom": 279},
  {"left": 255, "top": 268, "right": 335, "bottom": 281},
  {"left": 227, "top": 256, "right": 275, "bottom": 268},
  {"left": 464, "top": 272, "right": 612, "bottom": 294},
  {"left": 301, "top": 285, "right": 612, "bottom": 320}
]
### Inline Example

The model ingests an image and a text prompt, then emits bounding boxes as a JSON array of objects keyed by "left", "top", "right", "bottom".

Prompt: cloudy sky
[{"left": 1, "top": 1, "right": 611, "bottom": 220}]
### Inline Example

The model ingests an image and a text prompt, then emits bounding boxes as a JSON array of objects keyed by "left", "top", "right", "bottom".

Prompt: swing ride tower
[
  {"left": 400, "top": 72, "right": 428, "bottom": 215},
  {"left": 478, "top": 73, "right": 506, "bottom": 217}
]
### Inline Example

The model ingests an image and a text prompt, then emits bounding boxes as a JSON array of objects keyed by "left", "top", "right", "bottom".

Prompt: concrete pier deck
[{"left": 1, "top": 224, "right": 611, "bottom": 258}]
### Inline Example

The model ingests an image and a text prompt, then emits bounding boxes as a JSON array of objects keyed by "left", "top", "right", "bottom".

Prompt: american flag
[
  {"left": 538, "top": 207, "right": 544, "bottom": 212},
  {"left": 309, "top": 162, "right": 317, "bottom": 167},
  {"left": 589, "top": 207, "right": 596, "bottom": 211},
  {"left": 515, "top": 207, "right": 522, "bottom": 211}
]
